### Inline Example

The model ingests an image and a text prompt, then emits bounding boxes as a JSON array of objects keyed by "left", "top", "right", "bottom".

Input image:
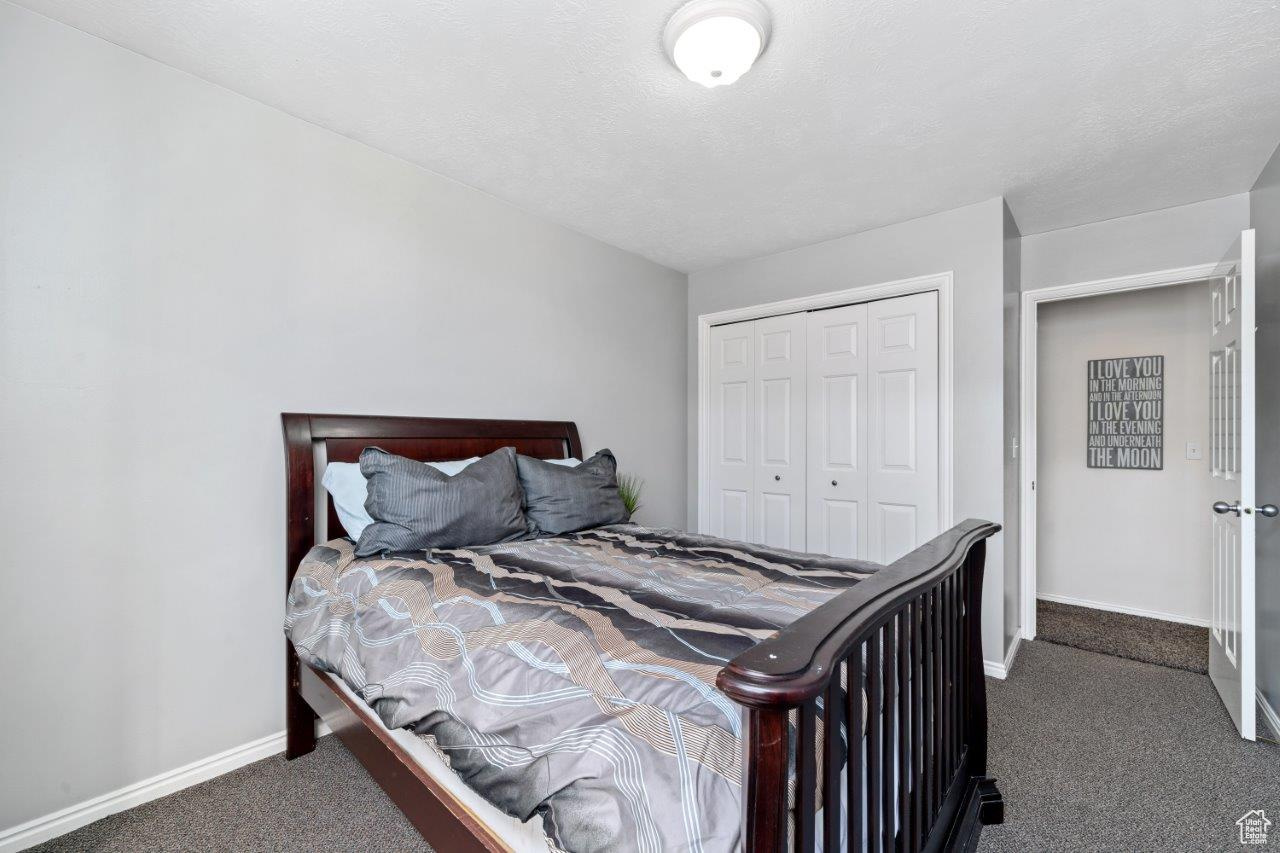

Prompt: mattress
[{"left": 285, "top": 524, "right": 883, "bottom": 852}]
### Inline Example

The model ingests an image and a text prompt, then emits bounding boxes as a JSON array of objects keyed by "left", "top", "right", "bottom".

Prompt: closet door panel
[
  {"left": 867, "top": 292, "right": 939, "bottom": 563},
  {"left": 754, "top": 314, "right": 807, "bottom": 548},
  {"left": 708, "top": 321, "right": 756, "bottom": 540},
  {"left": 875, "top": 502, "right": 918, "bottom": 564},
  {"left": 806, "top": 304, "right": 869, "bottom": 558},
  {"left": 819, "top": 498, "right": 859, "bottom": 558}
]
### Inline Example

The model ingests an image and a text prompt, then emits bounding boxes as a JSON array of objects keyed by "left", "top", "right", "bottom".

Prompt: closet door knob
[
  {"left": 774, "top": 474, "right": 781, "bottom": 481},
  {"left": 831, "top": 480, "right": 838, "bottom": 487}
]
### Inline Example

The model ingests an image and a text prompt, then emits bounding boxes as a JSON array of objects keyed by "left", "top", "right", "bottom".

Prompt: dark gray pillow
[
  {"left": 355, "top": 446, "right": 527, "bottom": 555},
  {"left": 516, "top": 449, "right": 630, "bottom": 536}
]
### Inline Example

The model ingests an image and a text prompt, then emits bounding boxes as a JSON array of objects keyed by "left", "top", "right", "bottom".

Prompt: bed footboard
[{"left": 718, "top": 519, "right": 1003, "bottom": 853}]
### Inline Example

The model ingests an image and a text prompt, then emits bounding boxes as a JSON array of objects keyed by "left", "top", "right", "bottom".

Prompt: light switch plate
[{"left": 1186, "top": 441, "right": 1203, "bottom": 460}]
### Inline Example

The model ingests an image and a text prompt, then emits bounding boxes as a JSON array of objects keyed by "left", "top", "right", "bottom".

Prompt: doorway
[
  {"left": 1019, "top": 242, "right": 1262, "bottom": 741},
  {"left": 1033, "top": 279, "right": 1214, "bottom": 672}
]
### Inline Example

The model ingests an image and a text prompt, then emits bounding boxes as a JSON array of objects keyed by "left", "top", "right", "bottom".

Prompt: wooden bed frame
[{"left": 283, "top": 412, "right": 1003, "bottom": 853}]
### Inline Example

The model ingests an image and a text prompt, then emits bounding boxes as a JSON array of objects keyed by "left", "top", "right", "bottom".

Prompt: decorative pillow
[
  {"left": 516, "top": 449, "right": 630, "bottom": 536},
  {"left": 355, "top": 447, "right": 527, "bottom": 555},
  {"left": 322, "top": 457, "right": 479, "bottom": 540}
]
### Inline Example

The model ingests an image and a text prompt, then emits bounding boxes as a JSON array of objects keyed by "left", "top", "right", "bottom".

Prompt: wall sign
[{"left": 1086, "top": 355, "right": 1164, "bottom": 470}]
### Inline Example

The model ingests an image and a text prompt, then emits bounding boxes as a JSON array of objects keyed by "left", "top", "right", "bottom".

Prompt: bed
[{"left": 282, "top": 413, "right": 1003, "bottom": 852}]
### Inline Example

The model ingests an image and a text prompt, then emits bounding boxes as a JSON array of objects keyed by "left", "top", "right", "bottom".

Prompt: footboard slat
[
  {"left": 847, "top": 654, "right": 865, "bottom": 853},
  {"left": 797, "top": 701, "right": 817, "bottom": 853},
  {"left": 746, "top": 708, "right": 789, "bottom": 851},
  {"left": 897, "top": 603, "right": 912, "bottom": 852},
  {"left": 921, "top": 588, "right": 934, "bottom": 832},
  {"left": 952, "top": 573, "right": 962, "bottom": 773},
  {"left": 867, "top": 629, "right": 884, "bottom": 851},
  {"left": 943, "top": 577, "right": 954, "bottom": 784},
  {"left": 880, "top": 616, "right": 895, "bottom": 853},
  {"left": 936, "top": 584, "right": 947, "bottom": 809},
  {"left": 910, "top": 596, "right": 924, "bottom": 852},
  {"left": 823, "top": 682, "right": 843, "bottom": 853},
  {"left": 718, "top": 519, "right": 1002, "bottom": 853}
]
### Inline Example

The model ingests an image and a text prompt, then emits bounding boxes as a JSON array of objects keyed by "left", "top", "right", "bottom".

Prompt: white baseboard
[
  {"left": 0, "top": 722, "right": 330, "bottom": 853},
  {"left": 1259, "top": 688, "right": 1280, "bottom": 742},
  {"left": 1036, "top": 592, "right": 1210, "bottom": 628},
  {"left": 984, "top": 631, "right": 1022, "bottom": 680}
]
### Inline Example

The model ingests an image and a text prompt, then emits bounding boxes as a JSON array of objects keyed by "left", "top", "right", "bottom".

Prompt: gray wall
[
  {"left": 1021, "top": 193, "right": 1251, "bottom": 292},
  {"left": 1036, "top": 283, "right": 1215, "bottom": 624},
  {"left": 1002, "top": 203, "right": 1022, "bottom": 658},
  {"left": 1250, "top": 141, "right": 1280, "bottom": 724},
  {"left": 688, "top": 198, "right": 1009, "bottom": 665},
  {"left": 0, "top": 5, "right": 687, "bottom": 832}
]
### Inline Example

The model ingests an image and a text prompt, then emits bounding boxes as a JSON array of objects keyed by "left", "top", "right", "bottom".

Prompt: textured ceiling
[{"left": 16, "top": 0, "right": 1280, "bottom": 271}]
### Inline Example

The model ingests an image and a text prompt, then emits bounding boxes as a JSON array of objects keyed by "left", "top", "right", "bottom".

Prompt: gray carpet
[
  {"left": 29, "top": 737, "right": 431, "bottom": 852},
  {"left": 1036, "top": 598, "right": 1209, "bottom": 674},
  {"left": 33, "top": 642, "right": 1278, "bottom": 852},
  {"left": 980, "top": 641, "right": 1278, "bottom": 852}
]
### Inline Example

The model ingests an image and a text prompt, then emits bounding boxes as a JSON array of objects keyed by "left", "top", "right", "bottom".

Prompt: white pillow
[
  {"left": 545, "top": 458, "right": 581, "bottom": 467},
  {"left": 322, "top": 457, "right": 480, "bottom": 540}
]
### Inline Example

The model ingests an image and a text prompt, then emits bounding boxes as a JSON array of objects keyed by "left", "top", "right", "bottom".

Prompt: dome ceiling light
[{"left": 663, "top": 0, "right": 771, "bottom": 89}]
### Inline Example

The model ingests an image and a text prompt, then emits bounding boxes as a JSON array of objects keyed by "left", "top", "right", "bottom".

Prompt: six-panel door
[
  {"left": 708, "top": 322, "right": 755, "bottom": 542},
  {"left": 754, "top": 314, "right": 808, "bottom": 549},
  {"left": 806, "top": 303, "right": 869, "bottom": 558},
  {"left": 867, "top": 291, "right": 940, "bottom": 563}
]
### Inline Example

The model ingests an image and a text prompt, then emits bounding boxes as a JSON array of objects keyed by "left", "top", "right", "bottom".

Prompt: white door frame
[
  {"left": 1018, "top": 262, "right": 1221, "bottom": 639},
  {"left": 697, "top": 271, "right": 955, "bottom": 537}
]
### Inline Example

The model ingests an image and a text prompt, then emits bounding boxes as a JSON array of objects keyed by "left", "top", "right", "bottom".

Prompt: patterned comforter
[{"left": 285, "top": 524, "right": 878, "bottom": 852}]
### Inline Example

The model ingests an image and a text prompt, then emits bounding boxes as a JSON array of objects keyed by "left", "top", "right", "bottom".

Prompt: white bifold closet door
[
  {"left": 708, "top": 290, "right": 938, "bottom": 561},
  {"left": 806, "top": 292, "right": 939, "bottom": 563},
  {"left": 805, "top": 302, "right": 869, "bottom": 559},
  {"left": 865, "top": 291, "right": 939, "bottom": 563},
  {"left": 708, "top": 314, "right": 807, "bottom": 548},
  {"left": 707, "top": 322, "right": 756, "bottom": 542},
  {"left": 754, "top": 314, "right": 808, "bottom": 549}
]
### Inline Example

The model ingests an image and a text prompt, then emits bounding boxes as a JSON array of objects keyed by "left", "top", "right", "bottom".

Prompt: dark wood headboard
[{"left": 281, "top": 413, "right": 582, "bottom": 590}]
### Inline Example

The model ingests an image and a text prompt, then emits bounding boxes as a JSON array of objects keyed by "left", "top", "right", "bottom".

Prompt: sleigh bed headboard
[{"left": 281, "top": 413, "right": 582, "bottom": 590}]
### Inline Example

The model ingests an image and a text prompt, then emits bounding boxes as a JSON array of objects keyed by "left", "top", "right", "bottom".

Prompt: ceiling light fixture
[{"left": 663, "top": 0, "right": 771, "bottom": 89}]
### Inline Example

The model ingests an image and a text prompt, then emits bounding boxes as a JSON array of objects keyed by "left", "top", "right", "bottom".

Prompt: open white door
[{"left": 1209, "top": 229, "right": 1256, "bottom": 741}]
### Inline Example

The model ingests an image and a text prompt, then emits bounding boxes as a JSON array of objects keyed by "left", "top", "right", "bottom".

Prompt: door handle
[
  {"left": 1258, "top": 504, "right": 1279, "bottom": 519},
  {"left": 1213, "top": 501, "right": 1241, "bottom": 516}
]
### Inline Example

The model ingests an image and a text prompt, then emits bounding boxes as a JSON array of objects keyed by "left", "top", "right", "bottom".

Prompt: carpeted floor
[
  {"left": 32, "top": 642, "right": 1278, "bottom": 852},
  {"left": 980, "top": 641, "right": 1278, "bottom": 852},
  {"left": 29, "top": 736, "right": 431, "bottom": 852},
  {"left": 1035, "top": 598, "right": 1209, "bottom": 674}
]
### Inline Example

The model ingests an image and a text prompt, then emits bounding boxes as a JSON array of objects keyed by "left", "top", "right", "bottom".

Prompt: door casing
[{"left": 1018, "top": 262, "right": 1222, "bottom": 641}]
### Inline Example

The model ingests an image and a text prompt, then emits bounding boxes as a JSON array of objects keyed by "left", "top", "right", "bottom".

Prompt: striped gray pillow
[
  {"left": 516, "top": 449, "right": 630, "bottom": 536},
  {"left": 355, "top": 446, "right": 527, "bottom": 555}
]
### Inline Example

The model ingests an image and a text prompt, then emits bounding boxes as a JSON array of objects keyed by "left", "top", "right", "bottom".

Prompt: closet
[{"left": 706, "top": 290, "right": 939, "bottom": 564}]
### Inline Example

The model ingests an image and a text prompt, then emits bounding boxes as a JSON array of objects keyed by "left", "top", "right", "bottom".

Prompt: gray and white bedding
[{"left": 285, "top": 525, "right": 879, "bottom": 852}]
